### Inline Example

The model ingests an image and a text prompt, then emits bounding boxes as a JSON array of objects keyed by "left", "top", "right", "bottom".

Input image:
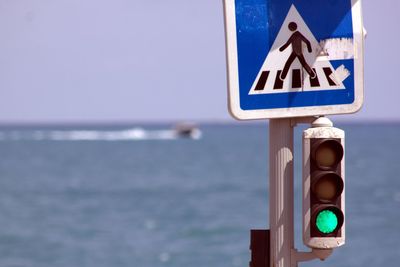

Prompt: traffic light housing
[{"left": 303, "top": 126, "right": 345, "bottom": 249}]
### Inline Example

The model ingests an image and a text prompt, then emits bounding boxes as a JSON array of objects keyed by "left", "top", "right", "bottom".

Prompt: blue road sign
[{"left": 223, "top": 0, "right": 364, "bottom": 119}]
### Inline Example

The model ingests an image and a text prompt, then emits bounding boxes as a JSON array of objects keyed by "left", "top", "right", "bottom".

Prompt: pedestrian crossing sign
[{"left": 223, "top": 0, "right": 364, "bottom": 120}]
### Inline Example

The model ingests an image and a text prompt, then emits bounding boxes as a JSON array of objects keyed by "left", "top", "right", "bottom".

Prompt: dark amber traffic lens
[
  {"left": 312, "top": 173, "right": 343, "bottom": 202},
  {"left": 313, "top": 140, "right": 343, "bottom": 169}
]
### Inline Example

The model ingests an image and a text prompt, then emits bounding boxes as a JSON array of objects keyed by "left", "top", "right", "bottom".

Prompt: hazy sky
[{"left": 0, "top": 0, "right": 398, "bottom": 123}]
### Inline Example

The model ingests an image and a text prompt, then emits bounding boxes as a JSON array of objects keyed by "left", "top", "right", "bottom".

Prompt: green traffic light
[{"left": 316, "top": 210, "right": 338, "bottom": 234}]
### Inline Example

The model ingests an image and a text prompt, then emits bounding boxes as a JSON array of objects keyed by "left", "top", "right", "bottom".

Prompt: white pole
[{"left": 269, "top": 118, "right": 295, "bottom": 267}]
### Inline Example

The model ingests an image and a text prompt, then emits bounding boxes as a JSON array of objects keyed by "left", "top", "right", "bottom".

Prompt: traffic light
[{"left": 303, "top": 125, "right": 345, "bottom": 249}]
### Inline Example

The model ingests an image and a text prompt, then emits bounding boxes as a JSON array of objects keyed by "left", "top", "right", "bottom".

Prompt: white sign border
[{"left": 223, "top": 0, "right": 364, "bottom": 120}]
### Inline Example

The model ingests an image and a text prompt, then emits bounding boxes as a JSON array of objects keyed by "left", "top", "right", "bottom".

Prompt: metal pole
[{"left": 269, "top": 118, "right": 295, "bottom": 267}]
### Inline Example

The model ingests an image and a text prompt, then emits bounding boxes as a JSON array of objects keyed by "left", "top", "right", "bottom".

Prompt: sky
[{"left": 0, "top": 0, "right": 398, "bottom": 124}]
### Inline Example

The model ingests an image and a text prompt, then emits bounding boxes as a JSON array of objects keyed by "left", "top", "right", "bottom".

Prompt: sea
[{"left": 0, "top": 122, "right": 398, "bottom": 267}]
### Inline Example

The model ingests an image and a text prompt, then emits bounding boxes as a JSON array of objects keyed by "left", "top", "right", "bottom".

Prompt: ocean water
[{"left": 0, "top": 123, "right": 399, "bottom": 267}]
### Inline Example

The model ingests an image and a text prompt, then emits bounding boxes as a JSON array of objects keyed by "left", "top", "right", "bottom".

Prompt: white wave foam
[
  {"left": 46, "top": 128, "right": 177, "bottom": 141},
  {"left": 0, "top": 128, "right": 201, "bottom": 141}
]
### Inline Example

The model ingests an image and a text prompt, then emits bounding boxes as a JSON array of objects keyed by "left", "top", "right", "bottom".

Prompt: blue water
[{"left": 0, "top": 123, "right": 399, "bottom": 267}]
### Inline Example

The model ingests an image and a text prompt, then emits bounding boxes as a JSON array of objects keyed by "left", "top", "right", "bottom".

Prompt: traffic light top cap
[
  {"left": 303, "top": 126, "right": 344, "bottom": 139},
  {"left": 311, "top": 117, "right": 333, "bottom": 128}
]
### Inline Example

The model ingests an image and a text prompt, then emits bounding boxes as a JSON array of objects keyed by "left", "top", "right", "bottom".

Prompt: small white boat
[{"left": 173, "top": 123, "right": 202, "bottom": 139}]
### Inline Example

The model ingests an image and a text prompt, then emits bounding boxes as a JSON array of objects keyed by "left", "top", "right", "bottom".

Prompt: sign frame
[{"left": 223, "top": 0, "right": 364, "bottom": 120}]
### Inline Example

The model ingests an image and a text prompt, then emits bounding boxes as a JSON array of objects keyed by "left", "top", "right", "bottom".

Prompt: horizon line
[{"left": 0, "top": 118, "right": 399, "bottom": 127}]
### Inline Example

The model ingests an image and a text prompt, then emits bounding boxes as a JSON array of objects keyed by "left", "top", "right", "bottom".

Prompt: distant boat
[{"left": 173, "top": 123, "right": 202, "bottom": 139}]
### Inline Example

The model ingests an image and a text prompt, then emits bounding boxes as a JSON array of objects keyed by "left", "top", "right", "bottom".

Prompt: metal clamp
[{"left": 291, "top": 248, "right": 333, "bottom": 267}]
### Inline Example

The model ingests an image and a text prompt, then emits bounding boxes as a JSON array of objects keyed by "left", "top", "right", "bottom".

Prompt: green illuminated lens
[{"left": 316, "top": 210, "right": 338, "bottom": 234}]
